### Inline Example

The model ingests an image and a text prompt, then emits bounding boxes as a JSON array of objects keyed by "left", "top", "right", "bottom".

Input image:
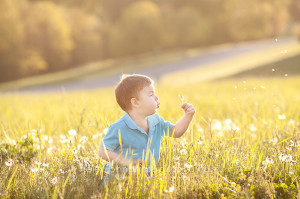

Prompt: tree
[
  {"left": 108, "top": 0, "right": 162, "bottom": 57},
  {"left": 24, "top": 1, "right": 73, "bottom": 71},
  {"left": 67, "top": 8, "right": 103, "bottom": 65},
  {"left": 0, "top": 0, "right": 25, "bottom": 82}
]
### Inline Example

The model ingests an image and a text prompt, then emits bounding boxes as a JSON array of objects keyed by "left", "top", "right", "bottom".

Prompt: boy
[{"left": 98, "top": 74, "right": 195, "bottom": 185}]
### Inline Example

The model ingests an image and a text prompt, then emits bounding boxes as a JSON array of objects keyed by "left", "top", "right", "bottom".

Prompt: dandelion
[
  {"left": 198, "top": 140, "right": 204, "bottom": 145},
  {"left": 251, "top": 133, "right": 257, "bottom": 139},
  {"left": 78, "top": 144, "right": 85, "bottom": 150},
  {"left": 72, "top": 149, "right": 78, "bottom": 155},
  {"left": 30, "top": 129, "right": 37, "bottom": 133},
  {"left": 272, "top": 68, "right": 275, "bottom": 72},
  {"left": 262, "top": 157, "right": 274, "bottom": 165},
  {"left": 103, "top": 128, "right": 108, "bottom": 135},
  {"left": 278, "top": 114, "right": 286, "bottom": 120},
  {"left": 47, "top": 147, "right": 53, "bottom": 154},
  {"left": 184, "top": 163, "right": 193, "bottom": 169},
  {"left": 269, "top": 137, "right": 278, "bottom": 145},
  {"left": 68, "top": 129, "right": 77, "bottom": 136},
  {"left": 231, "top": 182, "right": 236, "bottom": 187},
  {"left": 5, "top": 159, "right": 13, "bottom": 167},
  {"left": 288, "top": 119, "right": 295, "bottom": 126},
  {"left": 30, "top": 167, "right": 39, "bottom": 172},
  {"left": 43, "top": 163, "right": 49, "bottom": 167},
  {"left": 285, "top": 74, "right": 288, "bottom": 77},
  {"left": 30, "top": 175, "right": 34, "bottom": 179},
  {"left": 47, "top": 137, "right": 53, "bottom": 144},
  {"left": 247, "top": 184, "right": 251, "bottom": 187},
  {"left": 224, "top": 119, "right": 232, "bottom": 125},
  {"left": 180, "top": 149, "right": 187, "bottom": 156},
  {"left": 71, "top": 174, "right": 76, "bottom": 182},
  {"left": 211, "top": 120, "right": 222, "bottom": 131},
  {"left": 178, "top": 95, "right": 184, "bottom": 104},
  {"left": 115, "top": 173, "right": 125, "bottom": 181},
  {"left": 79, "top": 136, "right": 88, "bottom": 144},
  {"left": 164, "top": 186, "right": 175, "bottom": 193},
  {"left": 250, "top": 124, "right": 257, "bottom": 132},
  {"left": 35, "top": 161, "right": 42, "bottom": 166},
  {"left": 50, "top": 177, "right": 58, "bottom": 185},
  {"left": 90, "top": 195, "right": 98, "bottom": 199}
]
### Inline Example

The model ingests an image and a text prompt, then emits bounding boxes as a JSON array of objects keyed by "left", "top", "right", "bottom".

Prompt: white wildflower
[
  {"left": 43, "top": 163, "right": 49, "bottom": 167},
  {"left": 68, "top": 129, "right": 77, "bottom": 136},
  {"left": 278, "top": 114, "right": 286, "bottom": 120},
  {"left": 250, "top": 124, "right": 257, "bottom": 132},
  {"left": 103, "top": 128, "right": 108, "bottom": 135},
  {"left": 164, "top": 186, "right": 175, "bottom": 193},
  {"left": 180, "top": 149, "right": 187, "bottom": 156},
  {"left": 288, "top": 119, "right": 295, "bottom": 126},
  {"left": 79, "top": 136, "right": 88, "bottom": 144},
  {"left": 5, "top": 159, "right": 13, "bottom": 167},
  {"left": 211, "top": 120, "right": 222, "bottom": 131},
  {"left": 224, "top": 119, "right": 232, "bottom": 125},
  {"left": 50, "top": 177, "right": 58, "bottom": 185},
  {"left": 30, "top": 167, "right": 39, "bottom": 172}
]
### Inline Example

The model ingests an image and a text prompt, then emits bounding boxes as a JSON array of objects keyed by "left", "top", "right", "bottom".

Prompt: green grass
[
  {"left": 161, "top": 43, "right": 300, "bottom": 86},
  {"left": 0, "top": 77, "right": 300, "bottom": 198},
  {"left": 222, "top": 54, "right": 300, "bottom": 79}
]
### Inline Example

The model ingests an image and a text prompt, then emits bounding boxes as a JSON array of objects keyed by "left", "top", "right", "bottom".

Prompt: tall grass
[{"left": 0, "top": 77, "right": 300, "bottom": 198}]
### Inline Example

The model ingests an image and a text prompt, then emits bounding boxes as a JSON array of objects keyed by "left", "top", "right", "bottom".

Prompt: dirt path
[{"left": 16, "top": 37, "right": 297, "bottom": 93}]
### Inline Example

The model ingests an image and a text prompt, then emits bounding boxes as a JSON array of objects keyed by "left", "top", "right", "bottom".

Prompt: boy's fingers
[{"left": 181, "top": 103, "right": 188, "bottom": 108}]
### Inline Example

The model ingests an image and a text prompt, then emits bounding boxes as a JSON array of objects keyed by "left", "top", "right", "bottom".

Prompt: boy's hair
[{"left": 115, "top": 74, "right": 154, "bottom": 112}]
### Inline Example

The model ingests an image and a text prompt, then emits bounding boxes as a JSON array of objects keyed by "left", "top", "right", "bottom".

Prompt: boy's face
[{"left": 134, "top": 84, "right": 160, "bottom": 116}]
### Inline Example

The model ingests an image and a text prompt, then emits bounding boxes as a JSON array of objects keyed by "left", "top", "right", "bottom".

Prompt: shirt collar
[{"left": 122, "top": 112, "right": 159, "bottom": 130}]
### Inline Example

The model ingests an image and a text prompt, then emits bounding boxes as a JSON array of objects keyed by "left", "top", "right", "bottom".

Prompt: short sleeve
[
  {"left": 158, "top": 115, "right": 175, "bottom": 137},
  {"left": 100, "top": 124, "right": 120, "bottom": 151}
]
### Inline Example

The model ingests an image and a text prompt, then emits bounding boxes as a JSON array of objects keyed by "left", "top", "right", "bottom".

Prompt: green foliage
[
  {"left": 1, "top": 0, "right": 298, "bottom": 82},
  {"left": 0, "top": 135, "right": 38, "bottom": 164}
]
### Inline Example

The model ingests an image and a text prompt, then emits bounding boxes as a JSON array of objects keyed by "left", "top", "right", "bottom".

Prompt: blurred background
[{"left": 0, "top": 0, "right": 300, "bottom": 91}]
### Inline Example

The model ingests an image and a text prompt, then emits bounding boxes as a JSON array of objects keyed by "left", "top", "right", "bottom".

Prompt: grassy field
[
  {"left": 222, "top": 54, "right": 300, "bottom": 79},
  {"left": 161, "top": 43, "right": 300, "bottom": 86},
  {"left": 0, "top": 77, "right": 300, "bottom": 198}
]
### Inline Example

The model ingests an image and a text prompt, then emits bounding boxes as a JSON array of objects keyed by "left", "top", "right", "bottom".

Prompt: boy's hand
[
  {"left": 181, "top": 103, "right": 195, "bottom": 116},
  {"left": 133, "top": 158, "right": 145, "bottom": 168}
]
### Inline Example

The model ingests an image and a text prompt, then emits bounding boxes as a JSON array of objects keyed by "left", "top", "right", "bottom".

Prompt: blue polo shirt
[{"left": 100, "top": 112, "right": 174, "bottom": 175}]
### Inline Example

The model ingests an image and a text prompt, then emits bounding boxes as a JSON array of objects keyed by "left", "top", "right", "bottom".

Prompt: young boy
[{"left": 98, "top": 74, "right": 195, "bottom": 185}]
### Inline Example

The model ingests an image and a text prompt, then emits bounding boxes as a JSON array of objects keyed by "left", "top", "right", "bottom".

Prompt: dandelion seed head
[
  {"left": 250, "top": 124, "right": 257, "bottom": 132},
  {"left": 30, "top": 167, "right": 39, "bottom": 172},
  {"left": 50, "top": 177, "right": 58, "bottom": 185},
  {"left": 5, "top": 159, "right": 13, "bottom": 167},
  {"left": 68, "top": 129, "right": 77, "bottom": 136},
  {"left": 278, "top": 114, "right": 286, "bottom": 120},
  {"left": 103, "top": 128, "right": 108, "bottom": 135}
]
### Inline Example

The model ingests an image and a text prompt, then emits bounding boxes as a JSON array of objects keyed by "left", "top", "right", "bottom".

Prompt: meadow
[{"left": 0, "top": 77, "right": 300, "bottom": 198}]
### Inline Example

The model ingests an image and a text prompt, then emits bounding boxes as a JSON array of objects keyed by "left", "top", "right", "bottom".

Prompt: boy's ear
[{"left": 130, "top": 98, "right": 139, "bottom": 108}]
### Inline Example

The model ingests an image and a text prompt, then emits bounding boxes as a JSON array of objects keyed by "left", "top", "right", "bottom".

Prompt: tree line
[{"left": 1, "top": 0, "right": 299, "bottom": 82}]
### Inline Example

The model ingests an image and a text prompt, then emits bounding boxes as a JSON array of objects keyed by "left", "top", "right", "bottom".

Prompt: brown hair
[{"left": 115, "top": 74, "right": 154, "bottom": 112}]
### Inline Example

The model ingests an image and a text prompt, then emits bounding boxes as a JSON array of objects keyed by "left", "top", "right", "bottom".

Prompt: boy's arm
[
  {"left": 98, "top": 145, "right": 144, "bottom": 167},
  {"left": 171, "top": 103, "right": 195, "bottom": 138}
]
